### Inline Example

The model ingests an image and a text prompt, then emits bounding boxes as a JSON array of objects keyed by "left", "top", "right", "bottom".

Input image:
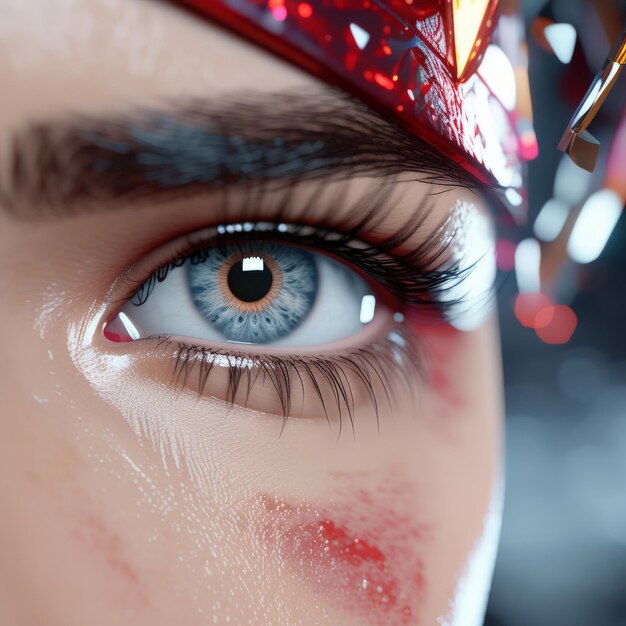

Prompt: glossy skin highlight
[{"left": 0, "top": 1, "right": 503, "bottom": 625}]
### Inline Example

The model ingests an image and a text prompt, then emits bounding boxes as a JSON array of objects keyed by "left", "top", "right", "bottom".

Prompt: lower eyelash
[{"left": 151, "top": 325, "right": 421, "bottom": 436}]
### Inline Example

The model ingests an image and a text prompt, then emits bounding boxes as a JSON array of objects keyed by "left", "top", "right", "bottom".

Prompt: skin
[{"left": 0, "top": 1, "right": 504, "bottom": 625}]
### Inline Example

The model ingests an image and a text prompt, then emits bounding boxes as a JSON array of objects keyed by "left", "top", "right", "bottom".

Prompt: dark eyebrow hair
[{"left": 0, "top": 88, "right": 484, "bottom": 220}]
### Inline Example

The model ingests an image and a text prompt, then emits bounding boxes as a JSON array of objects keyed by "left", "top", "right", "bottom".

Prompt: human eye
[
  {"left": 101, "top": 187, "right": 494, "bottom": 429},
  {"left": 105, "top": 225, "right": 381, "bottom": 348}
]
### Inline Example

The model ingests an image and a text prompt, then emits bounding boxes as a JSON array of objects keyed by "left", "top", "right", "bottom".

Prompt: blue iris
[{"left": 187, "top": 243, "right": 318, "bottom": 344}]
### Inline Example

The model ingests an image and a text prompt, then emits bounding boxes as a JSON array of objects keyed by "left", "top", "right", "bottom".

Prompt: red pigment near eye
[
  {"left": 259, "top": 493, "right": 426, "bottom": 625},
  {"left": 408, "top": 316, "right": 466, "bottom": 411}
]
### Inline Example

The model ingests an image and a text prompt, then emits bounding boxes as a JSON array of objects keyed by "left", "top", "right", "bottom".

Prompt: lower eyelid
[{"left": 111, "top": 324, "right": 422, "bottom": 429}]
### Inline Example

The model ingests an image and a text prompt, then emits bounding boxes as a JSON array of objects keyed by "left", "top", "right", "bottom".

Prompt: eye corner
[{"left": 102, "top": 311, "right": 143, "bottom": 343}]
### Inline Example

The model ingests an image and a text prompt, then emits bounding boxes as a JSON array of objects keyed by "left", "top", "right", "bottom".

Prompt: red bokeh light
[
  {"left": 514, "top": 292, "right": 552, "bottom": 328},
  {"left": 297, "top": 2, "right": 312, "bottom": 17},
  {"left": 534, "top": 305, "right": 577, "bottom": 344}
]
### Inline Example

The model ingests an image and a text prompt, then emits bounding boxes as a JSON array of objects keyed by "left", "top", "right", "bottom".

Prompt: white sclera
[{"left": 118, "top": 252, "right": 375, "bottom": 347}]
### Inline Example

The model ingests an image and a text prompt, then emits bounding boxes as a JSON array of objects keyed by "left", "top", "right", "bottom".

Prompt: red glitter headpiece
[{"left": 174, "top": 0, "right": 536, "bottom": 216}]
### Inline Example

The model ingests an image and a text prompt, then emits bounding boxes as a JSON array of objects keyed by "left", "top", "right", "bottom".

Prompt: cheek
[
  {"left": 408, "top": 315, "right": 503, "bottom": 426},
  {"left": 257, "top": 484, "right": 429, "bottom": 626}
]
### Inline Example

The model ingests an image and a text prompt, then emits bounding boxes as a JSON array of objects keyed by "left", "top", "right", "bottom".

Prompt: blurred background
[{"left": 484, "top": 1, "right": 626, "bottom": 625}]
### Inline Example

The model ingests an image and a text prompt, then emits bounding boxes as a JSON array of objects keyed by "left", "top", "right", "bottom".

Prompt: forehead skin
[
  {"left": 0, "top": 2, "right": 503, "bottom": 626},
  {"left": 0, "top": 0, "right": 310, "bottom": 128}
]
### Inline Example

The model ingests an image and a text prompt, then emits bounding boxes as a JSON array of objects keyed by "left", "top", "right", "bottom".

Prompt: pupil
[{"left": 227, "top": 257, "right": 273, "bottom": 302}]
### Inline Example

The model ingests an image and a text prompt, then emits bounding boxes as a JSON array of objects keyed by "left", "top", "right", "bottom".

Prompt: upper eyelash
[
  {"left": 118, "top": 180, "right": 473, "bottom": 315},
  {"left": 129, "top": 223, "right": 461, "bottom": 308}
]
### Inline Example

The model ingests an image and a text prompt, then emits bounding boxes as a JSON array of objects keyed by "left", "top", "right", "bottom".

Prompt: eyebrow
[{"left": 0, "top": 88, "right": 483, "bottom": 220}]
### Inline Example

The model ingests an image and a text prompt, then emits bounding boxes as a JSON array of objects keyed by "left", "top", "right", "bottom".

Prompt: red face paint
[
  {"left": 259, "top": 491, "right": 427, "bottom": 625},
  {"left": 406, "top": 314, "right": 468, "bottom": 413}
]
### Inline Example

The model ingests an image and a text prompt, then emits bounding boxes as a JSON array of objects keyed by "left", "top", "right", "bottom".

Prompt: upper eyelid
[{"left": 103, "top": 176, "right": 445, "bottom": 302}]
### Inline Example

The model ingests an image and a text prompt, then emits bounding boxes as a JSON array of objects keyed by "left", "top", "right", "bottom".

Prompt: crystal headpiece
[{"left": 174, "top": 0, "right": 536, "bottom": 215}]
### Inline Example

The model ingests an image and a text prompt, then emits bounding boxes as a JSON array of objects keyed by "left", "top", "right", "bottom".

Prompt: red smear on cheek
[
  {"left": 260, "top": 493, "right": 426, "bottom": 625},
  {"left": 298, "top": 518, "right": 419, "bottom": 619}
]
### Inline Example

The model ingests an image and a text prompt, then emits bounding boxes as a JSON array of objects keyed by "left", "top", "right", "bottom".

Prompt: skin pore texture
[{"left": 0, "top": 1, "right": 503, "bottom": 625}]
